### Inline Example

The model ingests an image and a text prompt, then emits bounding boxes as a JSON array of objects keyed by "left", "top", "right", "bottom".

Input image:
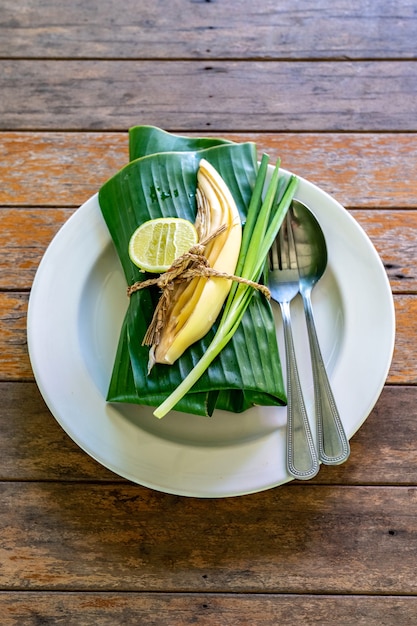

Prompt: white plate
[{"left": 27, "top": 171, "right": 395, "bottom": 497}]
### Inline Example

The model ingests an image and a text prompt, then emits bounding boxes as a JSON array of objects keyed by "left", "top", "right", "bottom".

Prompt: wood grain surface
[
  {"left": 1, "top": 132, "right": 417, "bottom": 208},
  {"left": 0, "top": 1, "right": 415, "bottom": 623},
  {"left": 1, "top": 60, "right": 417, "bottom": 131},
  {"left": 0, "top": 482, "right": 416, "bottom": 593},
  {"left": 2, "top": 0, "right": 417, "bottom": 59},
  {"left": 1, "top": 593, "right": 415, "bottom": 626}
]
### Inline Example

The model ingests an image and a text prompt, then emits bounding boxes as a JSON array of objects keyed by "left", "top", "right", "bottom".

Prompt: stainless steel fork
[{"left": 268, "top": 210, "right": 320, "bottom": 480}]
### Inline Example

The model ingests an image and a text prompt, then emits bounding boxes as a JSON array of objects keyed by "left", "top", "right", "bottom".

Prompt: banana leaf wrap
[{"left": 98, "top": 126, "right": 286, "bottom": 416}]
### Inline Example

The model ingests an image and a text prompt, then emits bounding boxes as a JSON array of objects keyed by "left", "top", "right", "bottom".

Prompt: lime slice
[{"left": 128, "top": 217, "right": 198, "bottom": 273}]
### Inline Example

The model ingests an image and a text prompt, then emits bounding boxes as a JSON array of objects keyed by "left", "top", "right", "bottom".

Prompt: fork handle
[
  {"left": 281, "top": 301, "right": 319, "bottom": 480},
  {"left": 302, "top": 291, "right": 350, "bottom": 465}
]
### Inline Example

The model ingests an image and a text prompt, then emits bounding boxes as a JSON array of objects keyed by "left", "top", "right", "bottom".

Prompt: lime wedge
[{"left": 128, "top": 217, "right": 198, "bottom": 273}]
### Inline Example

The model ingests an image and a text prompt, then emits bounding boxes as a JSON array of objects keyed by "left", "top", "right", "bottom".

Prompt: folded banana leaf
[
  {"left": 128, "top": 124, "right": 232, "bottom": 162},
  {"left": 98, "top": 126, "right": 286, "bottom": 416}
]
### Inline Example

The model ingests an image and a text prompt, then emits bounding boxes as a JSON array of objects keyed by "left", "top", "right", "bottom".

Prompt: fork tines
[{"left": 269, "top": 207, "right": 297, "bottom": 272}]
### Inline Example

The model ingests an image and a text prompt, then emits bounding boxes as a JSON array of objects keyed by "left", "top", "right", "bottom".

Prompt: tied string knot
[{"left": 127, "top": 225, "right": 270, "bottom": 347}]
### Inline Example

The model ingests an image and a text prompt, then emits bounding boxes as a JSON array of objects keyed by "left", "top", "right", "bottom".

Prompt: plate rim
[{"left": 27, "top": 169, "right": 395, "bottom": 497}]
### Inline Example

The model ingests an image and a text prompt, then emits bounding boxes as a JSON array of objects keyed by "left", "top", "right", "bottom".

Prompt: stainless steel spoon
[{"left": 291, "top": 199, "right": 350, "bottom": 465}]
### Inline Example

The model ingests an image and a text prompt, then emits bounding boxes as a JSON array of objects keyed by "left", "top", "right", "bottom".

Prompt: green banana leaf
[
  {"left": 98, "top": 126, "right": 286, "bottom": 416},
  {"left": 128, "top": 124, "right": 232, "bottom": 162}
]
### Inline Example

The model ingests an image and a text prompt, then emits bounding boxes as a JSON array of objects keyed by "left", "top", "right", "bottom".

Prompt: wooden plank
[
  {"left": 1, "top": 207, "right": 415, "bottom": 292},
  {"left": 1, "top": 0, "right": 416, "bottom": 60},
  {"left": 351, "top": 209, "right": 417, "bottom": 292},
  {"left": 2, "top": 132, "right": 416, "bottom": 209},
  {"left": 1, "top": 383, "right": 416, "bottom": 485},
  {"left": 0, "top": 293, "right": 30, "bottom": 380},
  {"left": 316, "top": 385, "right": 417, "bottom": 485},
  {"left": 0, "top": 208, "right": 74, "bottom": 290},
  {"left": 0, "top": 592, "right": 415, "bottom": 626},
  {"left": 0, "top": 132, "right": 129, "bottom": 207},
  {"left": 0, "top": 482, "right": 417, "bottom": 593},
  {"left": 0, "top": 292, "right": 410, "bottom": 382},
  {"left": 1, "top": 61, "right": 417, "bottom": 131},
  {"left": 390, "top": 295, "right": 417, "bottom": 384}
]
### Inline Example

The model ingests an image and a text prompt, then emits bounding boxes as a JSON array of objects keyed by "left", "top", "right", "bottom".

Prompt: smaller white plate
[{"left": 27, "top": 171, "right": 395, "bottom": 497}]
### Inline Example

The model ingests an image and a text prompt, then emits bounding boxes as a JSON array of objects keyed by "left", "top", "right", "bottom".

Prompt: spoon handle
[
  {"left": 280, "top": 301, "right": 319, "bottom": 480},
  {"left": 302, "top": 292, "right": 350, "bottom": 465}
]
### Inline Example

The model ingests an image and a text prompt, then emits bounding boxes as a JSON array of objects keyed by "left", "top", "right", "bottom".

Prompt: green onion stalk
[{"left": 153, "top": 156, "right": 298, "bottom": 418}]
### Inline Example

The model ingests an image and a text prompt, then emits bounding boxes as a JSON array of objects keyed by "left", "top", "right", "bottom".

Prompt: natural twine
[{"left": 127, "top": 226, "right": 270, "bottom": 347}]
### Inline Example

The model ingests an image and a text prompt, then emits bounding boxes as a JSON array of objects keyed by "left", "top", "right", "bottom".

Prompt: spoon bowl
[{"left": 291, "top": 199, "right": 328, "bottom": 286}]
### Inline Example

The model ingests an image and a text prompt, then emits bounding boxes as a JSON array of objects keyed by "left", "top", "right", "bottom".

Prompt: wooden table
[{"left": 1, "top": 2, "right": 417, "bottom": 623}]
